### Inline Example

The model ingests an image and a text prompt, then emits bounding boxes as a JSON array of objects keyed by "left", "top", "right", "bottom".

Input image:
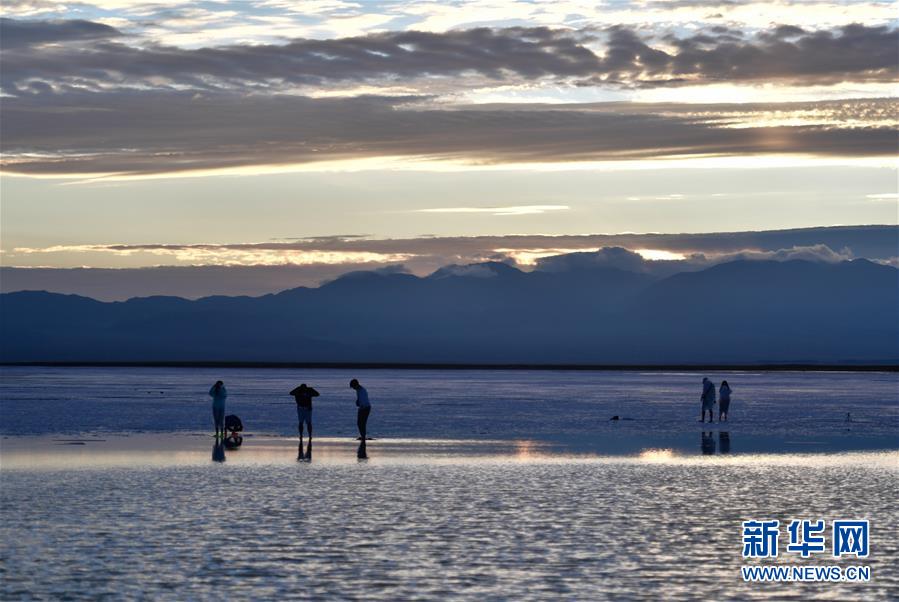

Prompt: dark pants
[
  {"left": 213, "top": 405, "right": 225, "bottom": 432},
  {"left": 357, "top": 406, "right": 371, "bottom": 439}
]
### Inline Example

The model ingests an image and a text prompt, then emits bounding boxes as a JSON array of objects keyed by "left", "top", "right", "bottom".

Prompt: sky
[{"left": 0, "top": 0, "right": 897, "bottom": 298}]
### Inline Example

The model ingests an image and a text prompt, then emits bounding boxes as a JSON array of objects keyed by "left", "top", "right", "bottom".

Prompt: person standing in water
[
  {"left": 718, "top": 380, "right": 732, "bottom": 422},
  {"left": 290, "top": 383, "right": 319, "bottom": 459},
  {"left": 700, "top": 377, "right": 716, "bottom": 423},
  {"left": 350, "top": 378, "right": 372, "bottom": 440},
  {"left": 209, "top": 380, "right": 227, "bottom": 437}
]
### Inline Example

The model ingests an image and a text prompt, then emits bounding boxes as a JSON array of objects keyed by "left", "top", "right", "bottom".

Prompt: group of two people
[
  {"left": 700, "top": 377, "right": 732, "bottom": 423},
  {"left": 208, "top": 378, "right": 373, "bottom": 457},
  {"left": 290, "top": 379, "right": 372, "bottom": 458}
]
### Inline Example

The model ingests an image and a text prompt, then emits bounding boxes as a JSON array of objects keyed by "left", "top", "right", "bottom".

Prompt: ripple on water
[{"left": 2, "top": 458, "right": 897, "bottom": 600}]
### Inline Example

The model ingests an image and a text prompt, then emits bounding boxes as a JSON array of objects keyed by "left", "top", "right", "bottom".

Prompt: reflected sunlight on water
[{"left": 638, "top": 448, "right": 677, "bottom": 463}]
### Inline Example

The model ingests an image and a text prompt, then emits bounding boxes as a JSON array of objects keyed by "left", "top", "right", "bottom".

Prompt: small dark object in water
[{"left": 609, "top": 416, "right": 620, "bottom": 421}]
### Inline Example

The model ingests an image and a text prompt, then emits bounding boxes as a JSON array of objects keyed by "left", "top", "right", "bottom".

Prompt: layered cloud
[
  {"left": 2, "top": 92, "right": 895, "bottom": 176},
  {"left": 2, "top": 20, "right": 896, "bottom": 93},
  {"left": 1, "top": 13, "right": 896, "bottom": 176}
]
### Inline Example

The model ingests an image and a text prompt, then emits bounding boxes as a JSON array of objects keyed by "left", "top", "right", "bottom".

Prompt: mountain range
[{"left": 1, "top": 257, "right": 897, "bottom": 364}]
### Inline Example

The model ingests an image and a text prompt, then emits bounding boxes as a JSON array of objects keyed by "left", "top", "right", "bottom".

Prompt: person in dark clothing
[
  {"left": 700, "top": 377, "right": 716, "bottom": 423},
  {"left": 350, "top": 379, "right": 371, "bottom": 457},
  {"left": 290, "top": 383, "right": 319, "bottom": 459},
  {"left": 718, "top": 380, "right": 732, "bottom": 422}
]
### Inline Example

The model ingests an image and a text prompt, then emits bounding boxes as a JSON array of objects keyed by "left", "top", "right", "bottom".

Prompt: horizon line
[{"left": 2, "top": 362, "right": 897, "bottom": 372}]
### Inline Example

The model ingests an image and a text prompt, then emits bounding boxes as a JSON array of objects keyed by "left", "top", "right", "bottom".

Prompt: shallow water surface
[
  {"left": 2, "top": 446, "right": 897, "bottom": 600},
  {"left": 1, "top": 367, "right": 897, "bottom": 447}
]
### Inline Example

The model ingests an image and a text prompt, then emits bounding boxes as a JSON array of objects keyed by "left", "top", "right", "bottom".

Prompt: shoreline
[{"left": 3, "top": 361, "right": 897, "bottom": 372}]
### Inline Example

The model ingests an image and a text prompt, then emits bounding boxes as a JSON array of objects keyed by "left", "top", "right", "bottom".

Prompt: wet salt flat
[
  {"left": 0, "top": 367, "right": 897, "bottom": 446},
  {"left": 1, "top": 368, "right": 898, "bottom": 599}
]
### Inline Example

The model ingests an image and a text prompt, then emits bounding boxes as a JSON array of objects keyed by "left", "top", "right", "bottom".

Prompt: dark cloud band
[
  {"left": 1, "top": 20, "right": 896, "bottom": 94},
  {"left": 0, "top": 17, "right": 121, "bottom": 49},
  {"left": 1, "top": 93, "right": 894, "bottom": 175}
]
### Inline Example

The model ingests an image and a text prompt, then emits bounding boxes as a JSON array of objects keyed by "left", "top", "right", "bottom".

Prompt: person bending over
[{"left": 290, "top": 383, "right": 319, "bottom": 459}]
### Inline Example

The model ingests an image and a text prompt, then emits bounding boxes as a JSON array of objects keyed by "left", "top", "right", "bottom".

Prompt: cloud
[
  {"left": 533, "top": 243, "right": 857, "bottom": 279},
  {"left": 418, "top": 205, "right": 569, "bottom": 216},
  {"left": 1, "top": 18, "right": 895, "bottom": 175},
  {"left": 5, "top": 225, "right": 895, "bottom": 271},
  {"left": 7, "top": 226, "right": 897, "bottom": 261},
  {"left": 0, "top": 17, "right": 122, "bottom": 49},
  {"left": 0, "top": 24, "right": 605, "bottom": 93},
  {"left": 535, "top": 247, "right": 648, "bottom": 272},
  {"left": 1, "top": 20, "right": 895, "bottom": 95},
  {"left": 11, "top": 243, "right": 415, "bottom": 267},
  {"left": 1, "top": 92, "right": 894, "bottom": 176},
  {"left": 687, "top": 243, "right": 856, "bottom": 264}
]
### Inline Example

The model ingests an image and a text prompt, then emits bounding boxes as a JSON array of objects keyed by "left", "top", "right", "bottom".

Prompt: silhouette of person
[
  {"left": 718, "top": 380, "right": 732, "bottom": 422},
  {"left": 212, "top": 438, "right": 226, "bottom": 463},
  {"left": 701, "top": 431, "right": 716, "bottom": 455},
  {"left": 350, "top": 379, "right": 372, "bottom": 453},
  {"left": 718, "top": 431, "right": 731, "bottom": 454},
  {"left": 290, "top": 383, "right": 319, "bottom": 460},
  {"left": 700, "top": 377, "right": 716, "bottom": 423},
  {"left": 209, "top": 380, "right": 227, "bottom": 437}
]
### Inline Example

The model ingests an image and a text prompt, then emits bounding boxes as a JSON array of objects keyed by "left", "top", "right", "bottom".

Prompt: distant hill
[{"left": 1, "top": 258, "right": 896, "bottom": 364}]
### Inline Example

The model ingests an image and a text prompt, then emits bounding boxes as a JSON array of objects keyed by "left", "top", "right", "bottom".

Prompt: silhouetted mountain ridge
[{"left": 1, "top": 258, "right": 896, "bottom": 363}]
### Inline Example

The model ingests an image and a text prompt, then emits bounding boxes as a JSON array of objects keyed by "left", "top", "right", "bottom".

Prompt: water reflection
[
  {"left": 5, "top": 433, "right": 898, "bottom": 471},
  {"left": 638, "top": 448, "right": 675, "bottom": 463},
  {"left": 701, "top": 432, "right": 716, "bottom": 455},
  {"left": 719, "top": 432, "right": 731, "bottom": 454},
  {"left": 212, "top": 439, "right": 225, "bottom": 463},
  {"left": 357, "top": 440, "right": 368, "bottom": 460},
  {"left": 4, "top": 446, "right": 897, "bottom": 601},
  {"left": 297, "top": 441, "right": 312, "bottom": 462}
]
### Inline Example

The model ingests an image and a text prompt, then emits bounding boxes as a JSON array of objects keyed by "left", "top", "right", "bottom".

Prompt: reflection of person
[
  {"left": 212, "top": 439, "right": 226, "bottom": 463},
  {"left": 290, "top": 383, "right": 319, "bottom": 459},
  {"left": 357, "top": 440, "right": 368, "bottom": 460},
  {"left": 209, "top": 380, "right": 227, "bottom": 437},
  {"left": 350, "top": 378, "right": 372, "bottom": 444},
  {"left": 700, "top": 377, "right": 716, "bottom": 423},
  {"left": 718, "top": 381, "right": 732, "bottom": 422},
  {"left": 297, "top": 442, "right": 310, "bottom": 462},
  {"left": 719, "top": 431, "right": 731, "bottom": 454},
  {"left": 701, "top": 431, "right": 716, "bottom": 455}
]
